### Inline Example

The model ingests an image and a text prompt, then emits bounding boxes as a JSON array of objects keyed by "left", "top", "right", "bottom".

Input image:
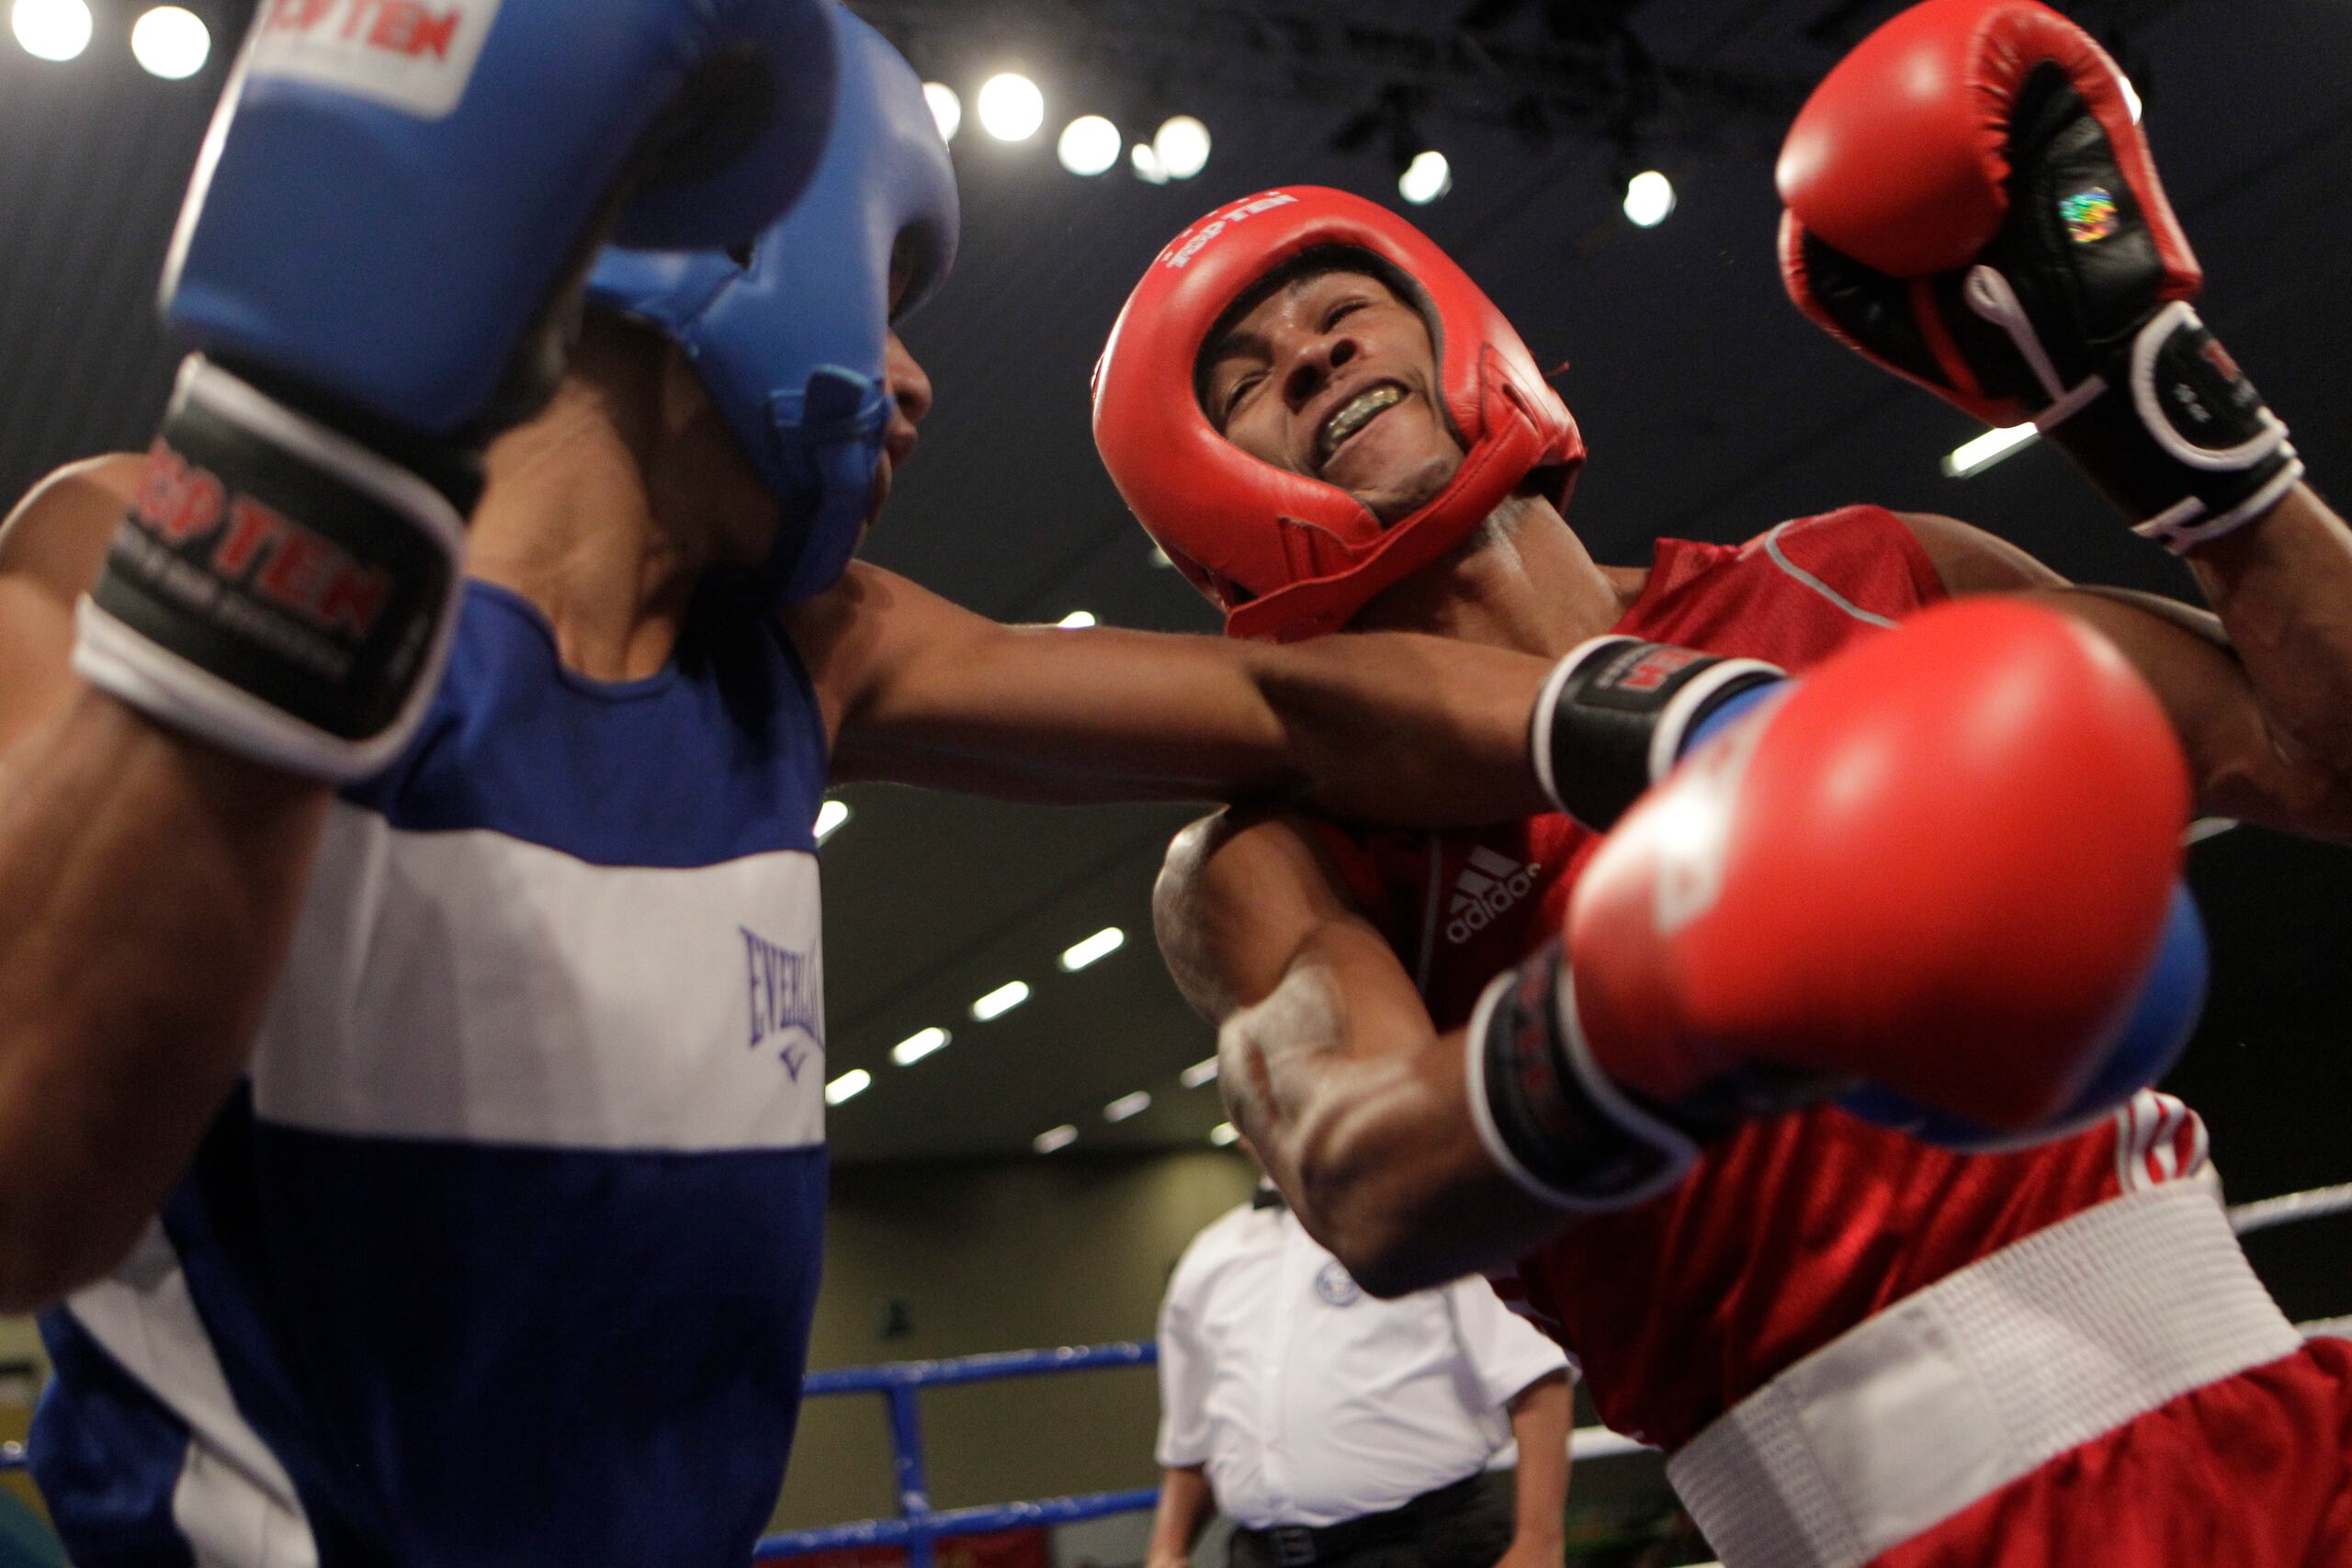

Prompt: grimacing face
[{"left": 1199, "top": 265, "right": 1465, "bottom": 525}]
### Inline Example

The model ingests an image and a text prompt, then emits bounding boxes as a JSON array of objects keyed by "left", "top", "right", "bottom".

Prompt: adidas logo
[{"left": 1445, "top": 846, "right": 1541, "bottom": 943}]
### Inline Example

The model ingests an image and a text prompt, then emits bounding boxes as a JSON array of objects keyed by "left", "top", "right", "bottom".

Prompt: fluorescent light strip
[
  {"left": 971, "top": 980, "right": 1031, "bottom": 1021},
  {"left": 826, "top": 1069, "right": 871, "bottom": 1105},
  {"left": 1034, "top": 1124, "right": 1078, "bottom": 1155},
  {"left": 1208, "top": 1122, "right": 1239, "bottom": 1146},
  {"left": 1060, "top": 927, "right": 1125, "bottom": 971},
  {"left": 890, "top": 1027, "right": 951, "bottom": 1066},
  {"left": 1180, "top": 1057, "right": 1219, "bottom": 1089},
  {"left": 1943, "top": 423, "right": 2038, "bottom": 479},
  {"left": 1104, "top": 1090, "right": 1152, "bottom": 1122}
]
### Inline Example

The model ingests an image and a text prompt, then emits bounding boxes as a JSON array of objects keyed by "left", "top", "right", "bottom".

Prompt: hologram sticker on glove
[{"left": 249, "top": 0, "right": 503, "bottom": 120}]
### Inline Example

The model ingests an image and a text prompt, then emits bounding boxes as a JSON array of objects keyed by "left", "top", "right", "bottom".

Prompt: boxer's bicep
[
  {"left": 1158, "top": 812, "right": 1555, "bottom": 1294},
  {"left": 1896, "top": 512, "right": 2352, "bottom": 835}
]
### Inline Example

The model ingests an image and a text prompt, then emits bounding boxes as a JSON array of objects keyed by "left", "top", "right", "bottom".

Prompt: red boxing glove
[
  {"left": 1467, "top": 600, "right": 2190, "bottom": 1211},
  {"left": 1577, "top": 597, "right": 2184, "bottom": 1123},
  {"left": 1778, "top": 0, "right": 2301, "bottom": 552}
]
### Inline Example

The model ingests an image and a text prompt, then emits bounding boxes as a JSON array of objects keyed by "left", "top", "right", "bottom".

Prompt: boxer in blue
[{"left": 0, "top": 6, "right": 1588, "bottom": 1564}]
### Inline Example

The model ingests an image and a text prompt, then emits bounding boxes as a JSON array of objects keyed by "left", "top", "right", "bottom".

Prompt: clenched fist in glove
[{"left": 1778, "top": 0, "right": 2301, "bottom": 554}]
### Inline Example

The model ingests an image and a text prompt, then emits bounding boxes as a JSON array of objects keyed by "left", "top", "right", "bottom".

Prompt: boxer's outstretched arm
[
  {"left": 1152, "top": 807, "right": 1566, "bottom": 1295},
  {"left": 787, "top": 562, "right": 1554, "bottom": 823},
  {"left": 0, "top": 459, "right": 329, "bottom": 1309},
  {"left": 1899, "top": 509, "right": 2352, "bottom": 841}
]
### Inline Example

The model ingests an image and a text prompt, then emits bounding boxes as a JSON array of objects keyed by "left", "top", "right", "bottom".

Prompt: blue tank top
[{"left": 33, "top": 581, "right": 833, "bottom": 1567}]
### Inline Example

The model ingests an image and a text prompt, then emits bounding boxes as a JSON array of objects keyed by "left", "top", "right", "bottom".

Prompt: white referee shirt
[{"left": 1155, "top": 1200, "right": 1572, "bottom": 1529}]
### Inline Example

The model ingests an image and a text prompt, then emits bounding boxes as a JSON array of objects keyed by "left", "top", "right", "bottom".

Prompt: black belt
[{"left": 1237, "top": 1472, "right": 1487, "bottom": 1567}]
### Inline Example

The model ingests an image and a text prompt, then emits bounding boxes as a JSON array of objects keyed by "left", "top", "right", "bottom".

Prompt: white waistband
[{"left": 1665, "top": 1181, "right": 2301, "bottom": 1568}]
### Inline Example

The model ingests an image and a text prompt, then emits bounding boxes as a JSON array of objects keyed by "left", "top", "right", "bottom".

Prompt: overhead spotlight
[
  {"left": 1208, "top": 1122, "right": 1240, "bottom": 1146},
  {"left": 1180, "top": 1057, "right": 1219, "bottom": 1089},
  {"left": 1623, "top": 170, "right": 1677, "bottom": 228},
  {"left": 970, "top": 980, "right": 1030, "bottom": 1021},
  {"left": 825, "top": 1068, "right": 872, "bottom": 1106},
  {"left": 814, "top": 799, "right": 850, "bottom": 844},
  {"left": 12, "top": 0, "right": 92, "bottom": 61},
  {"left": 1131, "top": 142, "right": 1170, "bottom": 186},
  {"left": 977, "top": 72, "right": 1045, "bottom": 141},
  {"left": 1104, "top": 1090, "right": 1153, "bottom": 1122},
  {"left": 1056, "top": 610, "right": 1096, "bottom": 628},
  {"left": 1943, "top": 423, "right": 2039, "bottom": 478},
  {"left": 923, "top": 82, "right": 962, "bottom": 143},
  {"left": 1152, "top": 116, "right": 1212, "bottom": 180},
  {"left": 890, "top": 1026, "right": 951, "bottom": 1066},
  {"left": 1057, "top": 115, "right": 1122, "bottom": 176},
  {"left": 1398, "top": 150, "right": 1452, "bottom": 206},
  {"left": 1034, "top": 1124, "right": 1079, "bottom": 1155},
  {"left": 130, "top": 6, "right": 206, "bottom": 77},
  {"left": 1060, "top": 926, "right": 1125, "bottom": 972}
]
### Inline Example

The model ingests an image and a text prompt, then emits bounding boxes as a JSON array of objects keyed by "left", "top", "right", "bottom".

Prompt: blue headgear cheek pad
[{"left": 585, "top": 6, "right": 959, "bottom": 606}]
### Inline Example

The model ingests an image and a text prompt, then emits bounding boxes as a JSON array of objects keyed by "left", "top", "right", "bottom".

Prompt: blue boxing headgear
[{"left": 586, "top": 6, "right": 957, "bottom": 605}]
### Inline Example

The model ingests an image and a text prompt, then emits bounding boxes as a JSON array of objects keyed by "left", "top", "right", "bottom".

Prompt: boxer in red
[{"left": 1092, "top": 1, "right": 2352, "bottom": 1562}]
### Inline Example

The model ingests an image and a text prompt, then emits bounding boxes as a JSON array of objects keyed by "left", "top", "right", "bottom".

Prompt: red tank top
[{"left": 1311, "top": 505, "right": 2210, "bottom": 1450}]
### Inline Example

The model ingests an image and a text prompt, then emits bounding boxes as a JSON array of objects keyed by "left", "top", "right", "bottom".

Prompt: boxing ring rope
[
  {"left": 0, "top": 1179, "right": 2339, "bottom": 1561},
  {"left": 755, "top": 1341, "right": 1161, "bottom": 1567},
  {"left": 2225, "top": 1180, "right": 2352, "bottom": 1236}
]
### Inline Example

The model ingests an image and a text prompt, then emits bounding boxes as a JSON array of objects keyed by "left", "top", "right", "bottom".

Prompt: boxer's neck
[
  {"left": 1352, "top": 495, "right": 1645, "bottom": 657},
  {"left": 468, "top": 343, "right": 769, "bottom": 682}
]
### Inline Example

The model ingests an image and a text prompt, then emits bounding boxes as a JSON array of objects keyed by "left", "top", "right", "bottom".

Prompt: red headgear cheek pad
[{"left": 1091, "top": 186, "right": 1585, "bottom": 642}]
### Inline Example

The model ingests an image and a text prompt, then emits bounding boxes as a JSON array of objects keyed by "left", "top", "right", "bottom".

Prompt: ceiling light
[
  {"left": 1943, "top": 423, "right": 2039, "bottom": 479},
  {"left": 978, "top": 72, "right": 1045, "bottom": 141},
  {"left": 826, "top": 1068, "right": 871, "bottom": 1106},
  {"left": 1398, "top": 150, "right": 1452, "bottom": 206},
  {"left": 1208, "top": 1122, "right": 1240, "bottom": 1146},
  {"left": 970, "top": 980, "right": 1030, "bottom": 1021},
  {"left": 12, "top": 0, "right": 92, "bottom": 61},
  {"left": 1623, "top": 170, "right": 1677, "bottom": 228},
  {"left": 1034, "top": 1124, "right": 1078, "bottom": 1154},
  {"left": 923, "top": 82, "right": 962, "bottom": 143},
  {"left": 1104, "top": 1090, "right": 1152, "bottom": 1122},
  {"left": 130, "top": 6, "right": 206, "bottom": 77},
  {"left": 814, "top": 799, "right": 850, "bottom": 843},
  {"left": 1181, "top": 1057, "right": 1219, "bottom": 1089},
  {"left": 1131, "top": 142, "right": 1170, "bottom": 186},
  {"left": 1153, "top": 115, "right": 1212, "bottom": 180},
  {"left": 1057, "top": 610, "right": 1096, "bottom": 628},
  {"left": 890, "top": 1026, "right": 951, "bottom": 1066},
  {"left": 1057, "top": 114, "right": 1122, "bottom": 176},
  {"left": 1060, "top": 927, "right": 1125, "bottom": 971}
]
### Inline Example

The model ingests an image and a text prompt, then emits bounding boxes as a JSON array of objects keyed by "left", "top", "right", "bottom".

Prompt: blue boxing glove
[
  {"left": 74, "top": 0, "right": 839, "bottom": 780},
  {"left": 1841, "top": 883, "right": 2208, "bottom": 1150}
]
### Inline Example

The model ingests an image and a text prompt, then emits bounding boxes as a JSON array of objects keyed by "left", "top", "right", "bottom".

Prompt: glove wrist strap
[
  {"left": 72, "top": 356, "right": 467, "bottom": 782},
  {"left": 1968, "top": 274, "right": 2302, "bottom": 553},
  {"left": 1464, "top": 947, "right": 1700, "bottom": 1213},
  {"left": 1532, "top": 638, "right": 1785, "bottom": 831}
]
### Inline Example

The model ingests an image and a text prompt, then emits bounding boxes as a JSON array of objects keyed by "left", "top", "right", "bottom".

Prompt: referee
[{"left": 1148, "top": 1185, "right": 1572, "bottom": 1568}]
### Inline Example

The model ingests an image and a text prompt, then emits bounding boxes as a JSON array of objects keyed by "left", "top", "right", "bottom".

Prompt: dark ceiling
[{"left": 2, "top": 0, "right": 2348, "bottom": 1308}]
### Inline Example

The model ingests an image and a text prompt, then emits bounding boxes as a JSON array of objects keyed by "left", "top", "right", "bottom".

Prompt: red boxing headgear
[{"left": 1091, "top": 186, "right": 1585, "bottom": 642}]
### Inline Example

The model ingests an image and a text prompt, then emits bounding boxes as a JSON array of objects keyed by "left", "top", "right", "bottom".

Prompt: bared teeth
[{"left": 1318, "top": 385, "right": 1404, "bottom": 462}]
